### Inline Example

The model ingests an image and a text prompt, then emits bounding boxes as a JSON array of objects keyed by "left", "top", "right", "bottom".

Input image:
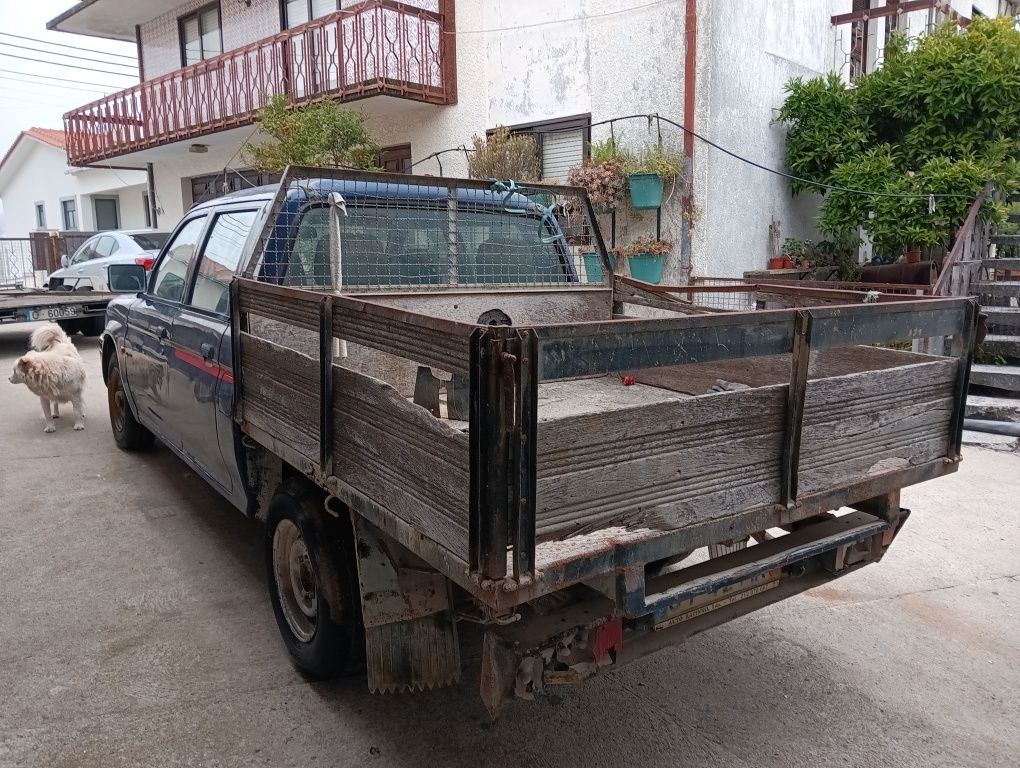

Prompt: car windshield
[{"left": 130, "top": 233, "right": 170, "bottom": 251}]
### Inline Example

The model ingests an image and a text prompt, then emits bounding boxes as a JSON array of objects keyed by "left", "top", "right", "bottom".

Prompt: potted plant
[
  {"left": 811, "top": 233, "right": 863, "bottom": 280},
  {"left": 624, "top": 144, "right": 684, "bottom": 210},
  {"left": 613, "top": 237, "right": 673, "bottom": 284},
  {"left": 567, "top": 138, "right": 627, "bottom": 213},
  {"left": 780, "top": 238, "right": 810, "bottom": 269},
  {"left": 466, "top": 126, "right": 541, "bottom": 182}
]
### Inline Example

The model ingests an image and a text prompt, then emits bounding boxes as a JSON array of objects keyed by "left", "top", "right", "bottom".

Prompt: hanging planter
[
  {"left": 628, "top": 173, "right": 664, "bottom": 209},
  {"left": 581, "top": 251, "right": 617, "bottom": 282},
  {"left": 614, "top": 237, "right": 673, "bottom": 285}
]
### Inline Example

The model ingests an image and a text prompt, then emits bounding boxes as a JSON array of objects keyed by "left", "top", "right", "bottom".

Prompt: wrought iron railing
[{"left": 64, "top": 0, "right": 455, "bottom": 165}]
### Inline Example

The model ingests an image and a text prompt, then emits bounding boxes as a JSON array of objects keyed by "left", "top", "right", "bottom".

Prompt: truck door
[
  {"left": 123, "top": 215, "right": 208, "bottom": 447},
  {"left": 167, "top": 209, "right": 260, "bottom": 494}
]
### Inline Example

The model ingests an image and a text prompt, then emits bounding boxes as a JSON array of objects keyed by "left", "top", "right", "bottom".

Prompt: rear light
[{"left": 135, "top": 257, "right": 155, "bottom": 271}]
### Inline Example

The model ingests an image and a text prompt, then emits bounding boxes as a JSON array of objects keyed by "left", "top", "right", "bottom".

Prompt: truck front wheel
[{"left": 265, "top": 479, "right": 361, "bottom": 679}]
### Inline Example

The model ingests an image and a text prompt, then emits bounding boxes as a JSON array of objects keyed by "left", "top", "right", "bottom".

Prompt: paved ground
[{"left": 1, "top": 322, "right": 1018, "bottom": 768}]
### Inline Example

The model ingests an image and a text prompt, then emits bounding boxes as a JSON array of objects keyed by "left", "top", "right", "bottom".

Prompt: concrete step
[
  {"left": 983, "top": 306, "right": 1020, "bottom": 333},
  {"left": 982, "top": 258, "right": 1020, "bottom": 271},
  {"left": 966, "top": 394, "right": 1020, "bottom": 422},
  {"left": 973, "top": 280, "right": 1020, "bottom": 298},
  {"left": 982, "top": 334, "right": 1020, "bottom": 360},
  {"left": 970, "top": 363, "right": 1020, "bottom": 393}
]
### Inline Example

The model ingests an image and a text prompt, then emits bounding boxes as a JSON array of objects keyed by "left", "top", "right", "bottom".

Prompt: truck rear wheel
[
  {"left": 106, "top": 353, "right": 155, "bottom": 451},
  {"left": 265, "top": 479, "right": 362, "bottom": 679}
]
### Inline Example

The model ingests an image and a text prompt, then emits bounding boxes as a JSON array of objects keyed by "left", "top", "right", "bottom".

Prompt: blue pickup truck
[{"left": 102, "top": 168, "right": 975, "bottom": 715}]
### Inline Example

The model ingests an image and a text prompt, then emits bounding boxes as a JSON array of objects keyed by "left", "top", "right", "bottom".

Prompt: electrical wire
[
  {"left": 414, "top": 113, "right": 974, "bottom": 200},
  {"left": 0, "top": 32, "right": 137, "bottom": 60},
  {"left": 0, "top": 73, "right": 113, "bottom": 96},
  {"left": 432, "top": 0, "right": 672, "bottom": 35},
  {"left": 0, "top": 51, "right": 137, "bottom": 79},
  {"left": 0, "top": 41, "right": 138, "bottom": 71},
  {"left": 0, "top": 67, "right": 126, "bottom": 91}
]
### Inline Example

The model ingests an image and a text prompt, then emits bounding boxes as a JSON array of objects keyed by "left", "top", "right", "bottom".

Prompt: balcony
[{"left": 64, "top": 0, "right": 456, "bottom": 166}]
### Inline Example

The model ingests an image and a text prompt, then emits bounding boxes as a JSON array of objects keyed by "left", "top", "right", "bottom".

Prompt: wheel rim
[
  {"left": 272, "top": 519, "right": 318, "bottom": 643},
  {"left": 109, "top": 369, "right": 126, "bottom": 434}
]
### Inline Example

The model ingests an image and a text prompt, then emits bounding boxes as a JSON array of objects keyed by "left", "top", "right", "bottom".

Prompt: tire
[
  {"left": 106, "top": 352, "right": 155, "bottom": 451},
  {"left": 265, "top": 479, "right": 362, "bottom": 679},
  {"left": 81, "top": 317, "right": 104, "bottom": 337}
]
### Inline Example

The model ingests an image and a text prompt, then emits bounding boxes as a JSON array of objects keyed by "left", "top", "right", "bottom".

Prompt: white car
[{"left": 48, "top": 230, "right": 170, "bottom": 292}]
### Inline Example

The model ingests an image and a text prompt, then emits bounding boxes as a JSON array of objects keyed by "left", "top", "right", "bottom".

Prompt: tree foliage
[
  {"left": 242, "top": 94, "right": 379, "bottom": 172},
  {"left": 776, "top": 17, "right": 1020, "bottom": 254},
  {"left": 467, "top": 126, "right": 541, "bottom": 181}
]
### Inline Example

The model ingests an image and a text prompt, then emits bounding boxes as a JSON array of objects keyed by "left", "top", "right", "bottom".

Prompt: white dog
[{"left": 8, "top": 324, "right": 87, "bottom": 432}]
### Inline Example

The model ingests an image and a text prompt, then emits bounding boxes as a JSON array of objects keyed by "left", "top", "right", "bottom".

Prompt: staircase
[{"left": 963, "top": 196, "right": 1020, "bottom": 450}]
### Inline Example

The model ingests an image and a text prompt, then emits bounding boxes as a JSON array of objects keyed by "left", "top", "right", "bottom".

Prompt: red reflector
[
  {"left": 135, "top": 257, "right": 155, "bottom": 270},
  {"left": 592, "top": 618, "right": 623, "bottom": 663}
]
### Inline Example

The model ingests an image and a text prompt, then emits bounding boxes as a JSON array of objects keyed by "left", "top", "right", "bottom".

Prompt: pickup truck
[{"left": 101, "top": 167, "right": 977, "bottom": 715}]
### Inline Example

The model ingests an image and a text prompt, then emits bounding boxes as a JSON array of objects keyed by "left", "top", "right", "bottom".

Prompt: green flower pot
[
  {"left": 581, "top": 251, "right": 614, "bottom": 282},
  {"left": 628, "top": 252, "right": 665, "bottom": 284},
  {"left": 628, "top": 173, "right": 663, "bottom": 209}
]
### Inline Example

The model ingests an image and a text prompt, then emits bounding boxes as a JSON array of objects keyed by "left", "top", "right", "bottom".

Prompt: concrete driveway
[{"left": 1, "top": 322, "right": 1018, "bottom": 768}]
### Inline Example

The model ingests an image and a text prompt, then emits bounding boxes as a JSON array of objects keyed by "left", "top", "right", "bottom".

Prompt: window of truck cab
[
  {"left": 187, "top": 209, "right": 260, "bottom": 315},
  {"left": 279, "top": 199, "right": 572, "bottom": 288},
  {"left": 149, "top": 216, "right": 209, "bottom": 302}
]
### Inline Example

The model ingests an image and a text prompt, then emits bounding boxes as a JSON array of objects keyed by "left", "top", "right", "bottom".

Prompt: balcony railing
[{"left": 64, "top": 0, "right": 456, "bottom": 165}]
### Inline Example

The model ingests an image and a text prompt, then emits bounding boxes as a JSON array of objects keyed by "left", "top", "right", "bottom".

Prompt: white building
[
  {"left": 47, "top": 0, "right": 1012, "bottom": 280},
  {"left": 0, "top": 127, "right": 150, "bottom": 237}
]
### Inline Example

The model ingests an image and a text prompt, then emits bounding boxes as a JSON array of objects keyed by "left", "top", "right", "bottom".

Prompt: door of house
[{"left": 94, "top": 197, "right": 121, "bottom": 230}]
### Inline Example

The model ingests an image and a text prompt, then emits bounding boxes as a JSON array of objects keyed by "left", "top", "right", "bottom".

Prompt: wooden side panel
[
  {"left": 535, "top": 386, "right": 787, "bottom": 541},
  {"left": 535, "top": 358, "right": 957, "bottom": 543},
  {"left": 239, "top": 333, "right": 320, "bottom": 461},
  {"left": 331, "top": 365, "right": 471, "bottom": 556},
  {"left": 799, "top": 358, "right": 957, "bottom": 494}
]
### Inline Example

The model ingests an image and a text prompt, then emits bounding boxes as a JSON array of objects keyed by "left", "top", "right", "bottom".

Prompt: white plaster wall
[
  {"left": 695, "top": 0, "right": 835, "bottom": 278},
  {"left": 0, "top": 142, "right": 148, "bottom": 237}
]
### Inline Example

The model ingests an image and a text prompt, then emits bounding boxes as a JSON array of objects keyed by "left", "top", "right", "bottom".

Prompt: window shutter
[{"left": 541, "top": 129, "right": 584, "bottom": 182}]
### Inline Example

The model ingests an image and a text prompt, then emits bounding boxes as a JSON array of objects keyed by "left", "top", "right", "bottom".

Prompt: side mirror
[
  {"left": 107, "top": 264, "right": 147, "bottom": 293},
  {"left": 60, "top": 254, "right": 69, "bottom": 268}
]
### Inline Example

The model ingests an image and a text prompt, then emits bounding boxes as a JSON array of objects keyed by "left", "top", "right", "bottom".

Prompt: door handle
[
  {"left": 200, "top": 342, "right": 215, "bottom": 361},
  {"left": 158, "top": 327, "right": 170, "bottom": 345}
]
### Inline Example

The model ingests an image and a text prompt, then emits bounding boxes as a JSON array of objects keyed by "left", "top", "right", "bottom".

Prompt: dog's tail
[{"left": 30, "top": 323, "right": 71, "bottom": 352}]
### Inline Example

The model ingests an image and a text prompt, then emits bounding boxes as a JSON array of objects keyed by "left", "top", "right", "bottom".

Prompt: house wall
[{"left": 0, "top": 142, "right": 148, "bottom": 238}]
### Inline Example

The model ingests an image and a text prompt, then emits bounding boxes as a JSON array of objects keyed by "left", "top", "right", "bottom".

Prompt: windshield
[
  {"left": 130, "top": 233, "right": 170, "bottom": 251},
  {"left": 282, "top": 204, "right": 571, "bottom": 288}
]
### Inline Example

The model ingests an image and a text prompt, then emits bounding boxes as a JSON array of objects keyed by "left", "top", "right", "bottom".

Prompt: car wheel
[
  {"left": 106, "top": 352, "right": 155, "bottom": 451},
  {"left": 81, "top": 317, "right": 104, "bottom": 337},
  {"left": 265, "top": 479, "right": 362, "bottom": 679}
]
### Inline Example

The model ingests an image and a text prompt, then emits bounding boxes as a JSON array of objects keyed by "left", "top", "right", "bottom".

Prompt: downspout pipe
[{"left": 680, "top": 0, "right": 697, "bottom": 280}]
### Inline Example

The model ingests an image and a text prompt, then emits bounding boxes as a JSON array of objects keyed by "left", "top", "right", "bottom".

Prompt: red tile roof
[{"left": 0, "top": 127, "right": 68, "bottom": 176}]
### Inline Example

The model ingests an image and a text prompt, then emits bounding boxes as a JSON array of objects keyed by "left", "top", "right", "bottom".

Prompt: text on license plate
[{"left": 31, "top": 306, "right": 82, "bottom": 321}]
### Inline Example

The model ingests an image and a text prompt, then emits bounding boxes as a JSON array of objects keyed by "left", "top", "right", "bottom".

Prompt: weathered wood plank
[
  {"left": 534, "top": 358, "right": 957, "bottom": 544},
  {"left": 368, "top": 288, "right": 613, "bottom": 324},
  {"left": 331, "top": 365, "right": 471, "bottom": 556}
]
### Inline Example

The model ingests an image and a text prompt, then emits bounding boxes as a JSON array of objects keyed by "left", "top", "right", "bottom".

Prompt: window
[
  {"left": 501, "top": 115, "right": 591, "bottom": 183},
  {"left": 130, "top": 233, "right": 170, "bottom": 251},
  {"left": 143, "top": 192, "right": 151, "bottom": 228},
  {"left": 190, "top": 169, "right": 281, "bottom": 205},
  {"left": 34, "top": 203, "right": 46, "bottom": 229},
  {"left": 93, "top": 196, "right": 121, "bottom": 230},
  {"left": 69, "top": 237, "right": 99, "bottom": 265},
  {"left": 151, "top": 216, "right": 207, "bottom": 302},
  {"left": 378, "top": 144, "right": 412, "bottom": 174},
  {"left": 190, "top": 210, "right": 258, "bottom": 313},
  {"left": 282, "top": 204, "right": 567, "bottom": 288},
  {"left": 94, "top": 235, "right": 119, "bottom": 258},
  {"left": 180, "top": 3, "right": 223, "bottom": 66},
  {"left": 60, "top": 199, "right": 78, "bottom": 230},
  {"left": 283, "top": 0, "right": 339, "bottom": 28}
]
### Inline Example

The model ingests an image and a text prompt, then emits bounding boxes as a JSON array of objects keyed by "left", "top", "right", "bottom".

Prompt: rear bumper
[{"left": 479, "top": 508, "right": 908, "bottom": 717}]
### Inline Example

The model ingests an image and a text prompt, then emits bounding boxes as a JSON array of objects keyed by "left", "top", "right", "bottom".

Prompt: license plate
[{"left": 31, "top": 305, "right": 82, "bottom": 321}]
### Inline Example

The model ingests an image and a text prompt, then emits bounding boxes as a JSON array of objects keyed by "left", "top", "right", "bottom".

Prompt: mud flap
[{"left": 352, "top": 517, "right": 461, "bottom": 693}]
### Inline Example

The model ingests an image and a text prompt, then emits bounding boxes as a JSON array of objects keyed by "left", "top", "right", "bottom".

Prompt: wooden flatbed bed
[{"left": 0, "top": 289, "right": 115, "bottom": 326}]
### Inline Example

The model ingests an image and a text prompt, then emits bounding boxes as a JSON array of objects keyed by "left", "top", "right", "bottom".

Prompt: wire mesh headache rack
[{"left": 243, "top": 166, "right": 615, "bottom": 292}]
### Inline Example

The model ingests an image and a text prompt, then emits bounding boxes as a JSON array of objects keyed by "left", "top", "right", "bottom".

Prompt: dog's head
[{"left": 8, "top": 355, "right": 33, "bottom": 384}]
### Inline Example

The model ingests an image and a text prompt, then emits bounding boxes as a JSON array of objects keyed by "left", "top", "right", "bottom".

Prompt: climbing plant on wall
[{"left": 776, "top": 17, "right": 1020, "bottom": 256}]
